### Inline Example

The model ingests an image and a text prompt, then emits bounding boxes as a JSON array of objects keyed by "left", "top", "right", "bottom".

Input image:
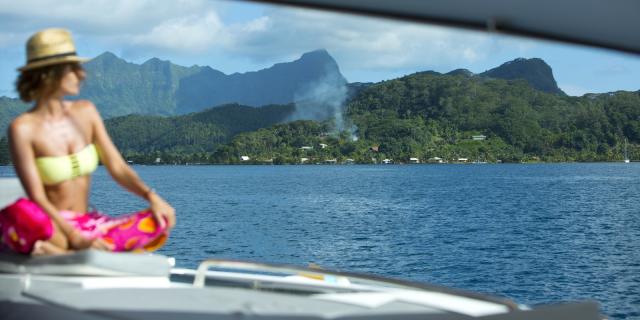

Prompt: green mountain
[
  {"left": 80, "top": 50, "right": 346, "bottom": 118},
  {"left": 176, "top": 49, "right": 347, "bottom": 113},
  {"left": 214, "top": 72, "right": 640, "bottom": 164},
  {"left": 104, "top": 103, "right": 295, "bottom": 163},
  {"left": 79, "top": 52, "right": 203, "bottom": 117},
  {"left": 446, "top": 69, "right": 474, "bottom": 77},
  {"left": 480, "top": 58, "right": 565, "bottom": 95},
  {"left": 2, "top": 55, "right": 563, "bottom": 128},
  {"left": 441, "top": 59, "right": 564, "bottom": 95}
]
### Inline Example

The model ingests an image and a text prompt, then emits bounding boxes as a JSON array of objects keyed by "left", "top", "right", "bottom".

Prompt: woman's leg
[
  {"left": 49, "top": 220, "right": 69, "bottom": 250},
  {"left": 101, "top": 210, "right": 168, "bottom": 252},
  {"left": 31, "top": 222, "right": 69, "bottom": 256},
  {"left": 31, "top": 240, "right": 68, "bottom": 256}
]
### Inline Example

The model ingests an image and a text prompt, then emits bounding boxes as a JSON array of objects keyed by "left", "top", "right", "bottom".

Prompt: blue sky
[{"left": 0, "top": 0, "right": 639, "bottom": 97}]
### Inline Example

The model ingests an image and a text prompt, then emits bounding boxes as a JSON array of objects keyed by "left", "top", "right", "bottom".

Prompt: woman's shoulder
[
  {"left": 10, "top": 111, "right": 38, "bottom": 130},
  {"left": 69, "top": 100, "right": 101, "bottom": 119},
  {"left": 69, "top": 99, "right": 97, "bottom": 111},
  {"left": 8, "top": 112, "right": 37, "bottom": 139}
]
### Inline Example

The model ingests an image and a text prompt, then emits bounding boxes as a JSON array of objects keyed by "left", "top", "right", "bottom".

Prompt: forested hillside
[
  {"left": 214, "top": 73, "right": 640, "bottom": 164},
  {"left": 105, "top": 103, "right": 295, "bottom": 163}
]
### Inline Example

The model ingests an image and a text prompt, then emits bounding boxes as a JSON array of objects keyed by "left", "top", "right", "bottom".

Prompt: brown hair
[{"left": 15, "top": 63, "right": 85, "bottom": 103}]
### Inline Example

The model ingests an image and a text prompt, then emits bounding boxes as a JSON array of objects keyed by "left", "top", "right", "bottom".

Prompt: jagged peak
[
  {"left": 480, "top": 57, "right": 564, "bottom": 95},
  {"left": 413, "top": 70, "right": 442, "bottom": 76},
  {"left": 93, "top": 51, "right": 122, "bottom": 60},
  {"left": 300, "top": 49, "right": 332, "bottom": 60},
  {"left": 88, "top": 52, "right": 134, "bottom": 68},
  {"left": 142, "top": 57, "right": 171, "bottom": 65},
  {"left": 491, "top": 57, "right": 550, "bottom": 70},
  {"left": 199, "top": 65, "right": 227, "bottom": 76},
  {"left": 446, "top": 68, "right": 474, "bottom": 76},
  {"left": 510, "top": 57, "right": 528, "bottom": 63},
  {"left": 296, "top": 49, "right": 340, "bottom": 68}
]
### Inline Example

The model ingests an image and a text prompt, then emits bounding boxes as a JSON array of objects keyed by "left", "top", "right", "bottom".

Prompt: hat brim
[{"left": 18, "top": 55, "right": 90, "bottom": 72}]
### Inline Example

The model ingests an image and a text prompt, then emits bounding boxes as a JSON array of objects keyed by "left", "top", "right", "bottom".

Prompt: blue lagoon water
[{"left": 1, "top": 163, "right": 639, "bottom": 318}]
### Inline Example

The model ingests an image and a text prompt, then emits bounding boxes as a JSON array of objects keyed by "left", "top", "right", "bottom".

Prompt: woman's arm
[{"left": 86, "top": 101, "right": 175, "bottom": 229}]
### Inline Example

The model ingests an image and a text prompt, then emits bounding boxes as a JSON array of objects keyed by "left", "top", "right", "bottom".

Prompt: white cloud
[
  {"left": 0, "top": 0, "right": 214, "bottom": 34},
  {"left": 225, "top": 7, "right": 497, "bottom": 70},
  {"left": 129, "top": 12, "right": 226, "bottom": 53},
  {"left": 0, "top": 0, "right": 227, "bottom": 55},
  {"left": 0, "top": 0, "right": 541, "bottom": 76}
]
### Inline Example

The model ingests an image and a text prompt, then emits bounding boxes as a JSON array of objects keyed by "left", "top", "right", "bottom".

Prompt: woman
[{"left": 1, "top": 28, "right": 176, "bottom": 255}]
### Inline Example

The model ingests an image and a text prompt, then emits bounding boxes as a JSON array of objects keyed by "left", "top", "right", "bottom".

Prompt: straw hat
[{"left": 18, "top": 28, "right": 89, "bottom": 71}]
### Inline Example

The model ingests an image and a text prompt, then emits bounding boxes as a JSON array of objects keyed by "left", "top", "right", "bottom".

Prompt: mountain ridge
[
  {"left": 80, "top": 52, "right": 564, "bottom": 119},
  {"left": 479, "top": 57, "right": 564, "bottom": 95},
  {"left": 1, "top": 69, "right": 638, "bottom": 163},
  {"left": 0, "top": 56, "right": 625, "bottom": 141},
  {"left": 80, "top": 49, "right": 346, "bottom": 118}
]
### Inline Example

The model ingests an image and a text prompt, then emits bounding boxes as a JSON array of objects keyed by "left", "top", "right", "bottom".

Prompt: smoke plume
[{"left": 289, "top": 66, "right": 356, "bottom": 139}]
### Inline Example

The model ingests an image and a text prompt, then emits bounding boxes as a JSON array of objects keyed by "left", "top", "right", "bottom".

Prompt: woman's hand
[
  {"left": 67, "top": 229, "right": 113, "bottom": 251},
  {"left": 90, "top": 238, "right": 114, "bottom": 251},
  {"left": 67, "top": 229, "right": 92, "bottom": 249},
  {"left": 148, "top": 192, "right": 176, "bottom": 230}
]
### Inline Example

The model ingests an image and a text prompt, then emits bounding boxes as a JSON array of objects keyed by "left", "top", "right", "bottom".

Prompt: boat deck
[{"left": 0, "top": 250, "right": 600, "bottom": 320}]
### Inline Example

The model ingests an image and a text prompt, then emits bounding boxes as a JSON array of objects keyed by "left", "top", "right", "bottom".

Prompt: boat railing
[{"left": 189, "top": 258, "right": 520, "bottom": 310}]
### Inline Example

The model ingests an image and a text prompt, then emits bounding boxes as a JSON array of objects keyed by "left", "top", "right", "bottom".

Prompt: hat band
[{"left": 28, "top": 51, "right": 78, "bottom": 64}]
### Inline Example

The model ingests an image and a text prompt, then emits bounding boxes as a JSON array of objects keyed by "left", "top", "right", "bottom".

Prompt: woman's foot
[{"left": 31, "top": 240, "right": 70, "bottom": 256}]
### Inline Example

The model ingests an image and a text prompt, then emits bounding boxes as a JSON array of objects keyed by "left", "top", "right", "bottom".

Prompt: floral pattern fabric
[{"left": 0, "top": 198, "right": 168, "bottom": 254}]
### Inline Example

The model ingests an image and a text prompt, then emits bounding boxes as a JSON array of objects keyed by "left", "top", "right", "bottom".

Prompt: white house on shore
[
  {"left": 472, "top": 135, "right": 487, "bottom": 141},
  {"left": 409, "top": 157, "right": 420, "bottom": 164},
  {"left": 382, "top": 159, "right": 393, "bottom": 164},
  {"left": 240, "top": 156, "right": 250, "bottom": 161},
  {"left": 427, "top": 157, "right": 443, "bottom": 163}
]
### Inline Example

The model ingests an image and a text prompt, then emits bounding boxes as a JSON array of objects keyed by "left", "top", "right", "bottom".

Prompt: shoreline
[{"left": 0, "top": 161, "right": 636, "bottom": 169}]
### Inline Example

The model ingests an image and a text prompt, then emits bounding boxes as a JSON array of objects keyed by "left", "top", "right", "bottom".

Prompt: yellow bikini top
[{"left": 35, "top": 144, "right": 99, "bottom": 185}]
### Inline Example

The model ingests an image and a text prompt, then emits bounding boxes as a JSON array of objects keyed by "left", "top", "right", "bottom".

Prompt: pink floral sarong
[{"left": 0, "top": 198, "right": 168, "bottom": 254}]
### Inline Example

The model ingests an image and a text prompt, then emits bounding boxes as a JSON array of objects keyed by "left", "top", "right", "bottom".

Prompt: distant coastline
[{"left": 1, "top": 54, "right": 638, "bottom": 167}]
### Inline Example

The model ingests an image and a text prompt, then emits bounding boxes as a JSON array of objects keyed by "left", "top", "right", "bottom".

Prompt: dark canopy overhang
[{"left": 246, "top": 0, "right": 640, "bottom": 55}]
